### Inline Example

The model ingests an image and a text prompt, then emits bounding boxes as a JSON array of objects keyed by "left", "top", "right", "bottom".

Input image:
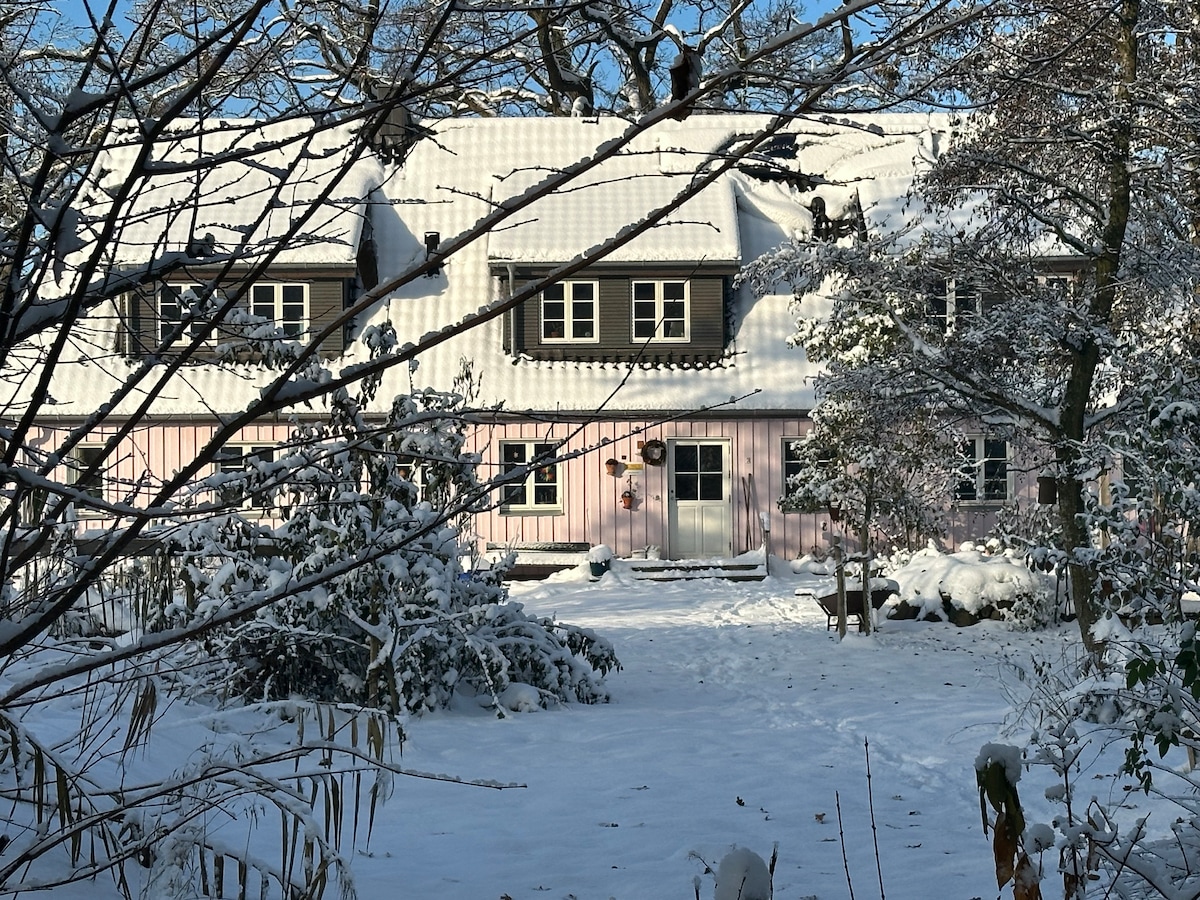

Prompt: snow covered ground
[{"left": 347, "top": 563, "right": 1148, "bottom": 900}]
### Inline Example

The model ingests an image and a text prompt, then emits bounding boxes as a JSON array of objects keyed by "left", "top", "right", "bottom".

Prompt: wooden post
[
  {"left": 833, "top": 535, "right": 847, "bottom": 639},
  {"left": 860, "top": 494, "right": 873, "bottom": 635}
]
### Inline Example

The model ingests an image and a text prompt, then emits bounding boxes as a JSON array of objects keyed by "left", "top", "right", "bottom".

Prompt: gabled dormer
[
  {"left": 491, "top": 263, "right": 736, "bottom": 365},
  {"left": 486, "top": 165, "right": 741, "bottom": 366},
  {"left": 119, "top": 266, "right": 359, "bottom": 361}
]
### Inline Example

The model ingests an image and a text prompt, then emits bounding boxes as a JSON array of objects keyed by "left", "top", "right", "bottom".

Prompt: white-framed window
[
  {"left": 158, "top": 284, "right": 218, "bottom": 344},
  {"left": 632, "top": 280, "right": 689, "bottom": 342},
  {"left": 67, "top": 444, "right": 106, "bottom": 504},
  {"left": 955, "top": 436, "right": 1010, "bottom": 503},
  {"left": 782, "top": 437, "right": 805, "bottom": 494},
  {"left": 1039, "top": 273, "right": 1073, "bottom": 301},
  {"left": 925, "top": 278, "right": 981, "bottom": 332},
  {"left": 499, "top": 441, "right": 561, "bottom": 513},
  {"left": 541, "top": 281, "right": 599, "bottom": 343},
  {"left": 214, "top": 444, "right": 276, "bottom": 508},
  {"left": 250, "top": 283, "right": 308, "bottom": 338}
]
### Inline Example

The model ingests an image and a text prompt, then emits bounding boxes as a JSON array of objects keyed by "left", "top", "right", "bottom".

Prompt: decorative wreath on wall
[{"left": 640, "top": 439, "right": 667, "bottom": 466}]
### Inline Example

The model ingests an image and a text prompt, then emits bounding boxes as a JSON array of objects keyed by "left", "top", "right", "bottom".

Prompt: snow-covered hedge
[{"left": 889, "top": 545, "right": 1057, "bottom": 627}]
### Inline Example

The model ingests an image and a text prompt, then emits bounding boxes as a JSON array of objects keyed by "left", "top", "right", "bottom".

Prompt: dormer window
[
  {"left": 158, "top": 285, "right": 216, "bottom": 344},
  {"left": 632, "top": 280, "right": 689, "bottom": 342},
  {"left": 925, "top": 278, "right": 981, "bottom": 333},
  {"left": 541, "top": 280, "right": 598, "bottom": 343},
  {"left": 251, "top": 283, "right": 308, "bottom": 338}
]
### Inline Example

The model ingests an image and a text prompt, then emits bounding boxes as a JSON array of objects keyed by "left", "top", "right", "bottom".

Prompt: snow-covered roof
[
  {"left": 80, "top": 118, "right": 383, "bottom": 269},
  {"left": 22, "top": 112, "right": 950, "bottom": 418},
  {"left": 482, "top": 124, "right": 743, "bottom": 265},
  {"left": 367, "top": 113, "right": 944, "bottom": 414}
]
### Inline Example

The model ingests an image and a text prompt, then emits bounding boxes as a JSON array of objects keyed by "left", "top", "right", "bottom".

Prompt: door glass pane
[
  {"left": 698, "top": 444, "right": 723, "bottom": 472},
  {"left": 699, "top": 474, "right": 723, "bottom": 501},
  {"left": 674, "top": 444, "right": 698, "bottom": 472},
  {"left": 675, "top": 473, "right": 698, "bottom": 501}
]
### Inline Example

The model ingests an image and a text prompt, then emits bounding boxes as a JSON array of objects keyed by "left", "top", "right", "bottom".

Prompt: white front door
[{"left": 667, "top": 439, "right": 732, "bottom": 559}]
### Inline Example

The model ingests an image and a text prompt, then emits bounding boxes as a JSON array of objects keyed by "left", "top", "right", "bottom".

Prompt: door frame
[{"left": 666, "top": 437, "right": 733, "bottom": 559}]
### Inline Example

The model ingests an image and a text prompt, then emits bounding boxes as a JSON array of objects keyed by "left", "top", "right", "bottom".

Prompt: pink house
[
  {"left": 375, "top": 115, "right": 1035, "bottom": 568},
  {"left": 20, "top": 114, "right": 1035, "bottom": 572}
]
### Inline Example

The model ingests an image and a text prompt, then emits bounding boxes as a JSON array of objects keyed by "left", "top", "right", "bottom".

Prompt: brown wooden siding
[
  {"left": 504, "top": 269, "right": 728, "bottom": 362},
  {"left": 124, "top": 269, "right": 354, "bottom": 361}
]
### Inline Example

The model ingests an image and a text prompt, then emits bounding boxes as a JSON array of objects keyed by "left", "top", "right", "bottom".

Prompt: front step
[{"left": 626, "top": 561, "right": 767, "bottom": 582}]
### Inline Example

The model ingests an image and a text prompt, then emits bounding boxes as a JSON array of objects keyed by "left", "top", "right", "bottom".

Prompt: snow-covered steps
[{"left": 625, "top": 560, "right": 768, "bottom": 582}]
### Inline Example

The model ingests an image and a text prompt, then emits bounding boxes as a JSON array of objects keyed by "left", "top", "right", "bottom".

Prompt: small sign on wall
[{"left": 624, "top": 463, "right": 645, "bottom": 472}]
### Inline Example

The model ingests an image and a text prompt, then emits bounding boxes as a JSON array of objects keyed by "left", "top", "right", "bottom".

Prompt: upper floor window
[
  {"left": 159, "top": 285, "right": 217, "bottom": 344},
  {"left": 956, "top": 436, "right": 1009, "bottom": 503},
  {"left": 541, "top": 281, "right": 599, "bottom": 343},
  {"left": 500, "top": 441, "right": 561, "bottom": 513},
  {"left": 632, "top": 280, "right": 689, "bottom": 342},
  {"left": 157, "top": 282, "right": 308, "bottom": 344},
  {"left": 251, "top": 283, "right": 308, "bottom": 338},
  {"left": 925, "top": 278, "right": 981, "bottom": 333}
]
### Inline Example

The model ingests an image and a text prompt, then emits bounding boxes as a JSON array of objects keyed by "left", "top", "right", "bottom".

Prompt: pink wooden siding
[
  {"left": 469, "top": 416, "right": 828, "bottom": 559},
  {"left": 25, "top": 422, "right": 295, "bottom": 524},
  {"left": 469, "top": 417, "right": 1040, "bottom": 560},
  {"left": 28, "top": 417, "right": 1037, "bottom": 558}
]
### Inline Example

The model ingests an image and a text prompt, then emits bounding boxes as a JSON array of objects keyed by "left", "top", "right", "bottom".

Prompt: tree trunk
[
  {"left": 860, "top": 491, "right": 873, "bottom": 636},
  {"left": 1055, "top": 0, "right": 1140, "bottom": 653}
]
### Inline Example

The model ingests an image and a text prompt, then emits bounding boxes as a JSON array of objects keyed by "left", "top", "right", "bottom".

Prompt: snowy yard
[{"left": 344, "top": 564, "right": 1148, "bottom": 900}]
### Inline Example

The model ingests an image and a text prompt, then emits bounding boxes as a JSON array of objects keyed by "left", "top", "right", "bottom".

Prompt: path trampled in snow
[{"left": 355, "top": 568, "right": 1078, "bottom": 899}]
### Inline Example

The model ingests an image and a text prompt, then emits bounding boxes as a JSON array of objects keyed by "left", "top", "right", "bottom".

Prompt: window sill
[{"left": 499, "top": 508, "right": 564, "bottom": 517}]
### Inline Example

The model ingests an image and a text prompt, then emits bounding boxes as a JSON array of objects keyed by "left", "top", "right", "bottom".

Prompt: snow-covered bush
[
  {"left": 177, "top": 382, "right": 618, "bottom": 714},
  {"left": 889, "top": 546, "right": 1056, "bottom": 627}
]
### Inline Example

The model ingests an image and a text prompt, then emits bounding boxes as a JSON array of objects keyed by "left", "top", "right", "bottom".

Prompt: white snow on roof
[
  {"left": 360, "top": 113, "right": 945, "bottom": 414},
  {"left": 24, "top": 112, "right": 949, "bottom": 418},
  {"left": 81, "top": 118, "right": 383, "bottom": 269},
  {"left": 481, "top": 119, "right": 743, "bottom": 264}
]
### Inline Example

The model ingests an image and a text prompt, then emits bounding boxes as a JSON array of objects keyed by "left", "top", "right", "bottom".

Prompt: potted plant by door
[
  {"left": 605, "top": 458, "right": 620, "bottom": 476},
  {"left": 587, "top": 544, "right": 614, "bottom": 579}
]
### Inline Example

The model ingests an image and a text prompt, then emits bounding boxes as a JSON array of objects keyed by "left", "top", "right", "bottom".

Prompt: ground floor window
[
  {"left": 68, "top": 445, "right": 106, "bottom": 504},
  {"left": 214, "top": 444, "right": 276, "bottom": 508},
  {"left": 781, "top": 437, "right": 805, "bottom": 496},
  {"left": 500, "top": 441, "right": 561, "bottom": 513},
  {"left": 956, "top": 436, "right": 1010, "bottom": 502}
]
